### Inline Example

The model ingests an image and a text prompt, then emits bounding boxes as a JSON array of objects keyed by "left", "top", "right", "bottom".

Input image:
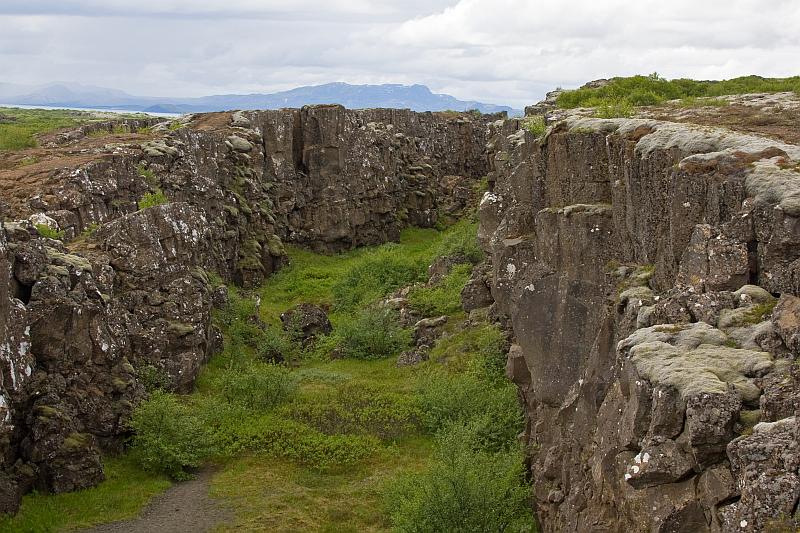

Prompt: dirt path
[{"left": 81, "top": 469, "right": 233, "bottom": 533}]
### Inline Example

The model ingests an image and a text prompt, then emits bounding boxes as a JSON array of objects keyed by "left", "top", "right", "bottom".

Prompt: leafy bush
[
  {"left": 282, "top": 382, "right": 421, "bottom": 440},
  {"left": 417, "top": 371, "right": 522, "bottom": 452},
  {"left": 128, "top": 391, "right": 216, "bottom": 480},
  {"left": 35, "top": 224, "right": 65, "bottom": 240},
  {"left": 256, "top": 326, "right": 300, "bottom": 363},
  {"left": 521, "top": 115, "right": 546, "bottom": 137},
  {"left": 136, "top": 364, "right": 171, "bottom": 392},
  {"left": 214, "top": 361, "right": 297, "bottom": 410},
  {"left": 337, "top": 308, "right": 411, "bottom": 360},
  {"left": 137, "top": 189, "right": 168, "bottom": 210},
  {"left": 332, "top": 245, "right": 426, "bottom": 310},
  {"left": 408, "top": 263, "right": 472, "bottom": 317},
  {"left": 435, "top": 220, "right": 483, "bottom": 264},
  {"left": 385, "top": 422, "right": 534, "bottom": 533},
  {"left": 430, "top": 323, "right": 508, "bottom": 382}
]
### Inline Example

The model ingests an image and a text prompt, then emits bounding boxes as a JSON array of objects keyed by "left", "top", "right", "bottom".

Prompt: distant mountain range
[{"left": 0, "top": 82, "right": 519, "bottom": 115}]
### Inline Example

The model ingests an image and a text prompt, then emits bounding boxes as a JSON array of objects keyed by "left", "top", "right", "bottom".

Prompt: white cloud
[{"left": 2, "top": 0, "right": 799, "bottom": 108}]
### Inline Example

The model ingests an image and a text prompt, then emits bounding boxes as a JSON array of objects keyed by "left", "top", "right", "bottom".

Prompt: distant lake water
[{"left": 0, "top": 103, "right": 182, "bottom": 118}]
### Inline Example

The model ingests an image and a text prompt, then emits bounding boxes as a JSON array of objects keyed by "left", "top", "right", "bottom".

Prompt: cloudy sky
[{"left": 2, "top": 0, "right": 799, "bottom": 108}]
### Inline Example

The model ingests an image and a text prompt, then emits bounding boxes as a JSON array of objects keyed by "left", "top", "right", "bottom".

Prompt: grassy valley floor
[{"left": 1, "top": 222, "right": 536, "bottom": 532}]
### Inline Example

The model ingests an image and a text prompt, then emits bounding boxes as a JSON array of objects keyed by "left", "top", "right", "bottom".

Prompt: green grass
[
  {"left": 521, "top": 115, "right": 546, "bottom": 137},
  {"left": 408, "top": 263, "right": 472, "bottom": 316},
  {"left": 5, "top": 218, "right": 534, "bottom": 532},
  {"left": 35, "top": 224, "right": 64, "bottom": 240},
  {"left": 137, "top": 189, "right": 169, "bottom": 210},
  {"left": 0, "top": 456, "right": 171, "bottom": 533},
  {"left": 556, "top": 73, "right": 800, "bottom": 112},
  {"left": 257, "top": 225, "right": 444, "bottom": 324},
  {"left": 210, "top": 438, "right": 434, "bottom": 533},
  {"left": 0, "top": 107, "right": 94, "bottom": 151}
]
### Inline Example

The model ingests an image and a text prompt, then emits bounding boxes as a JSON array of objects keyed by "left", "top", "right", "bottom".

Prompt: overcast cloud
[{"left": 2, "top": 0, "right": 799, "bottom": 108}]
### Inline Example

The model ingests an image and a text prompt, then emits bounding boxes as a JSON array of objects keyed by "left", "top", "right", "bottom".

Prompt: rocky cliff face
[
  {"left": 0, "top": 106, "right": 494, "bottom": 510},
  {"left": 480, "top": 98, "right": 799, "bottom": 531}
]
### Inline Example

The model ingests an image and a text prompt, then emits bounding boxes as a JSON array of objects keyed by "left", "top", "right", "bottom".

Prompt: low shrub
[
  {"left": 128, "top": 390, "right": 216, "bottom": 480},
  {"left": 408, "top": 263, "right": 472, "bottom": 317},
  {"left": 215, "top": 289, "right": 257, "bottom": 328},
  {"left": 0, "top": 107, "right": 87, "bottom": 151},
  {"left": 135, "top": 364, "right": 172, "bottom": 392},
  {"left": 385, "top": 422, "right": 534, "bottom": 533},
  {"left": 256, "top": 326, "right": 300, "bottom": 363},
  {"left": 594, "top": 100, "right": 634, "bottom": 118},
  {"left": 282, "top": 382, "right": 421, "bottom": 440},
  {"left": 214, "top": 361, "right": 297, "bottom": 411},
  {"left": 435, "top": 220, "right": 483, "bottom": 264},
  {"left": 35, "top": 224, "right": 64, "bottom": 240},
  {"left": 430, "top": 323, "right": 508, "bottom": 382},
  {"left": 337, "top": 308, "right": 411, "bottom": 360},
  {"left": 293, "top": 368, "right": 352, "bottom": 384},
  {"left": 137, "top": 189, "right": 168, "bottom": 210},
  {"left": 332, "top": 245, "right": 426, "bottom": 310},
  {"left": 556, "top": 74, "right": 800, "bottom": 111},
  {"left": 135, "top": 164, "right": 157, "bottom": 187},
  {"left": 521, "top": 115, "right": 546, "bottom": 137},
  {"left": 417, "top": 371, "right": 522, "bottom": 452},
  {"left": 205, "top": 411, "right": 378, "bottom": 470}
]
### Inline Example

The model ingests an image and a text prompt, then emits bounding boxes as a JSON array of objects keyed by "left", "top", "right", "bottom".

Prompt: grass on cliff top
[
  {"left": 556, "top": 73, "right": 800, "bottom": 113},
  {"left": 0, "top": 107, "right": 94, "bottom": 150}
]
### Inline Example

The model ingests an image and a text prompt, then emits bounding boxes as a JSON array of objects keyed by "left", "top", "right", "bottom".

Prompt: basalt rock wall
[
  {"left": 0, "top": 105, "right": 494, "bottom": 510},
  {"left": 480, "top": 114, "right": 800, "bottom": 532}
]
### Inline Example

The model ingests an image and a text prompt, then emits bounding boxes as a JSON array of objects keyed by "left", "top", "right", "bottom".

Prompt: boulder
[
  {"left": 280, "top": 303, "right": 332, "bottom": 341},
  {"left": 412, "top": 315, "right": 448, "bottom": 347},
  {"left": 772, "top": 294, "right": 800, "bottom": 354},
  {"left": 461, "top": 262, "right": 494, "bottom": 311},
  {"left": 427, "top": 254, "right": 469, "bottom": 285},
  {"left": 724, "top": 417, "right": 799, "bottom": 531},
  {"left": 397, "top": 347, "right": 429, "bottom": 367}
]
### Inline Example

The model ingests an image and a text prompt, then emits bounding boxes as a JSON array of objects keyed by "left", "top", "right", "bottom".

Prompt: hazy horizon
[{"left": 3, "top": 0, "right": 799, "bottom": 108}]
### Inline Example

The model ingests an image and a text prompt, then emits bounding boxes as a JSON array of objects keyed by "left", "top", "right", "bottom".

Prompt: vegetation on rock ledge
[{"left": 557, "top": 74, "right": 800, "bottom": 112}]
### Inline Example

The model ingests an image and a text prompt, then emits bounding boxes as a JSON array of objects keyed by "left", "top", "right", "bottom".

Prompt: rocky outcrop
[
  {"left": 0, "top": 105, "right": 493, "bottom": 508},
  {"left": 280, "top": 303, "right": 332, "bottom": 343},
  {"left": 479, "top": 106, "right": 800, "bottom": 531}
]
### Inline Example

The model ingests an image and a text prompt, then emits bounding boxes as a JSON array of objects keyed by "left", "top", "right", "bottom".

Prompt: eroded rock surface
[
  {"left": 0, "top": 105, "right": 494, "bottom": 508},
  {"left": 479, "top": 97, "right": 800, "bottom": 532}
]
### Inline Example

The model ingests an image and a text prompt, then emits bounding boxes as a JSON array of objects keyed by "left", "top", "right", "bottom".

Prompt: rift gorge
[{"left": 0, "top": 77, "right": 799, "bottom": 532}]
